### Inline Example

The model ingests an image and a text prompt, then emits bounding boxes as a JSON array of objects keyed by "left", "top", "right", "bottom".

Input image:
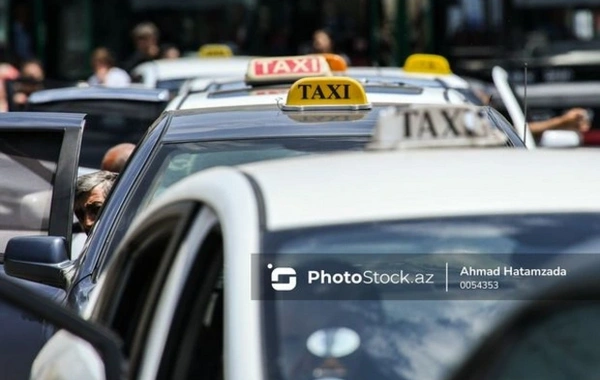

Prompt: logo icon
[{"left": 268, "top": 263, "right": 297, "bottom": 291}]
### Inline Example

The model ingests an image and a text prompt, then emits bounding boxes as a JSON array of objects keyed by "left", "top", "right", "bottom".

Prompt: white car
[
  {"left": 131, "top": 56, "right": 254, "bottom": 93},
  {"left": 20, "top": 104, "right": 600, "bottom": 380}
]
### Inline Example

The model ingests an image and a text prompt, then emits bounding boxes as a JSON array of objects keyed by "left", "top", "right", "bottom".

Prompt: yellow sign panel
[
  {"left": 284, "top": 76, "right": 370, "bottom": 111},
  {"left": 198, "top": 44, "right": 233, "bottom": 58},
  {"left": 403, "top": 54, "right": 452, "bottom": 75},
  {"left": 286, "top": 112, "right": 366, "bottom": 123}
]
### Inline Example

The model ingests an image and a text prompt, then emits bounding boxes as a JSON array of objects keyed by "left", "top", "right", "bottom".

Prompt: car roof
[
  {"left": 163, "top": 104, "right": 389, "bottom": 141},
  {"left": 168, "top": 86, "right": 468, "bottom": 111},
  {"left": 236, "top": 149, "right": 600, "bottom": 230},
  {"left": 346, "top": 66, "right": 471, "bottom": 89},
  {"left": 27, "top": 86, "right": 170, "bottom": 104},
  {"left": 132, "top": 56, "right": 253, "bottom": 82},
  {"left": 135, "top": 149, "right": 600, "bottom": 233}
]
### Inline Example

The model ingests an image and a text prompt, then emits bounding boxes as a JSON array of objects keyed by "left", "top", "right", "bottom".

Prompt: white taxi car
[
  {"left": 24, "top": 104, "right": 600, "bottom": 380},
  {"left": 167, "top": 55, "right": 477, "bottom": 112}
]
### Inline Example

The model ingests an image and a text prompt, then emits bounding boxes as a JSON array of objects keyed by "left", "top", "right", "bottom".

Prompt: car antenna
[{"left": 523, "top": 62, "right": 528, "bottom": 147}]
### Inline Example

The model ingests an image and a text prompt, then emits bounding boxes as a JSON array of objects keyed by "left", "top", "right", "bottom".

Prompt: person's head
[
  {"left": 20, "top": 59, "right": 44, "bottom": 81},
  {"left": 75, "top": 171, "right": 118, "bottom": 234},
  {"left": 101, "top": 143, "right": 135, "bottom": 173},
  {"left": 161, "top": 44, "right": 180, "bottom": 59},
  {"left": 132, "top": 22, "right": 159, "bottom": 54},
  {"left": 91, "top": 47, "right": 116, "bottom": 71},
  {"left": 313, "top": 29, "right": 334, "bottom": 53}
]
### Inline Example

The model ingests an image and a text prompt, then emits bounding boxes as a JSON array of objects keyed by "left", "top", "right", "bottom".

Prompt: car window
[
  {"left": 0, "top": 130, "right": 62, "bottom": 254},
  {"left": 26, "top": 100, "right": 165, "bottom": 168}
]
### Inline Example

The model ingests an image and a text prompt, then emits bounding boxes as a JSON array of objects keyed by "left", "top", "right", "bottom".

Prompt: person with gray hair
[
  {"left": 74, "top": 170, "right": 118, "bottom": 235},
  {"left": 124, "top": 21, "right": 161, "bottom": 73}
]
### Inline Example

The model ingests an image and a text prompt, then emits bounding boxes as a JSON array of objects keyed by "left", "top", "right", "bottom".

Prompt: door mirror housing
[
  {"left": 448, "top": 262, "right": 600, "bottom": 380},
  {"left": 4, "top": 236, "right": 70, "bottom": 289},
  {"left": 0, "top": 275, "right": 123, "bottom": 380},
  {"left": 538, "top": 130, "right": 582, "bottom": 148}
]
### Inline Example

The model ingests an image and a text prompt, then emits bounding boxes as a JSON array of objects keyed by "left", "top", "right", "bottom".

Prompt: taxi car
[
  {"left": 131, "top": 44, "right": 255, "bottom": 95},
  {"left": 8, "top": 104, "right": 600, "bottom": 380},
  {"left": 176, "top": 53, "right": 485, "bottom": 106}
]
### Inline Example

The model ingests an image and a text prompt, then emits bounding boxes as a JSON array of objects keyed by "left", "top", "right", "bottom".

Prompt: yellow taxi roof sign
[
  {"left": 198, "top": 44, "right": 233, "bottom": 58},
  {"left": 318, "top": 53, "right": 348, "bottom": 72},
  {"left": 283, "top": 76, "right": 371, "bottom": 111},
  {"left": 245, "top": 55, "right": 332, "bottom": 85},
  {"left": 403, "top": 54, "right": 452, "bottom": 75}
]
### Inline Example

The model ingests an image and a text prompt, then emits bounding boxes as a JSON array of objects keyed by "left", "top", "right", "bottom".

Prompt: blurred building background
[{"left": 0, "top": 0, "right": 599, "bottom": 80}]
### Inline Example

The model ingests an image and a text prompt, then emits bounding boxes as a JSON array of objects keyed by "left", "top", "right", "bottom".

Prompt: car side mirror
[
  {"left": 538, "top": 130, "right": 582, "bottom": 148},
  {"left": 447, "top": 264, "right": 600, "bottom": 380},
  {"left": 4, "top": 236, "right": 70, "bottom": 289},
  {"left": 0, "top": 275, "right": 123, "bottom": 380}
]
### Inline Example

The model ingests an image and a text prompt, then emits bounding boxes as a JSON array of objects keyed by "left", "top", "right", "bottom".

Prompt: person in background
[
  {"left": 74, "top": 171, "right": 118, "bottom": 235},
  {"left": 308, "top": 29, "right": 350, "bottom": 65},
  {"left": 528, "top": 108, "right": 591, "bottom": 136},
  {"left": 12, "top": 58, "right": 45, "bottom": 107},
  {"left": 101, "top": 143, "right": 136, "bottom": 173},
  {"left": 0, "top": 63, "right": 20, "bottom": 112},
  {"left": 123, "top": 22, "right": 161, "bottom": 73},
  {"left": 476, "top": 90, "right": 591, "bottom": 136},
  {"left": 88, "top": 47, "right": 131, "bottom": 87},
  {"left": 161, "top": 44, "right": 180, "bottom": 59}
]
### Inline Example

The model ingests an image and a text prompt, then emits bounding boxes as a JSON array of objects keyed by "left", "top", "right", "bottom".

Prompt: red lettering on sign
[{"left": 252, "top": 58, "right": 322, "bottom": 76}]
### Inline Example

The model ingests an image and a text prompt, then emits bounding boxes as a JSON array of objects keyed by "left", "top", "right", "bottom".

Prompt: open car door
[{"left": 0, "top": 112, "right": 83, "bottom": 380}]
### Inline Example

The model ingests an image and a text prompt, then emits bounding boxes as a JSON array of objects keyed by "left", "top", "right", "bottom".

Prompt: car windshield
[
  {"left": 26, "top": 100, "right": 165, "bottom": 168},
  {"left": 98, "top": 137, "right": 369, "bottom": 272},
  {"left": 137, "top": 137, "right": 368, "bottom": 211},
  {"left": 157, "top": 79, "right": 188, "bottom": 93},
  {"left": 261, "top": 213, "right": 600, "bottom": 380}
]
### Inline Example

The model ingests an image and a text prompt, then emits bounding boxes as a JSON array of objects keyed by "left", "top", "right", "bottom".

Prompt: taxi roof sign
[
  {"left": 367, "top": 105, "right": 508, "bottom": 150},
  {"left": 245, "top": 55, "right": 332, "bottom": 85},
  {"left": 283, "top": 76, "right": 371, "bottom": 111},
  {"left": 403, "top": 54, "right": 452, "bottom": 75},
  {"left": 198, "top": 44, "right": 233, "bottom": 58}
]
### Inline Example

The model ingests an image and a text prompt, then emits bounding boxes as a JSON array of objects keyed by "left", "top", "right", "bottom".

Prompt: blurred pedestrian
[
  {"left": 306, "top": 29, "right": 350, "bottom": 65},
  {"left": 12, "top": 58, "right": 45, "bottom": 107},
  {"left": 123, "top": 22, "right": 161, "bottom": 72},
  {"left": 0, "top": 63, "right": 19, "bottom": 112},
  {"left": 88, "top": 47, "right": 131, "bottom": 87},
  {"left": 160, "top": 44, "right": 180, "bottom": 59},
  {"left": 101, "top": 143, "right": 135, "bottom": 173},
  {"left": 75, "top": 171, "right": 118, "bottom": 235}
]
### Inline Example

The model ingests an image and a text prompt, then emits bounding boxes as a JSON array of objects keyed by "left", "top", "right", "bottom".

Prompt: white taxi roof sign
[
  {"left": 367, "top": 105, "right": 508, "bottom": 150},
  {"left": 198, "top": 44, "right": 233, "bottom": 58},
  {"left": 403, "top": 54, "right": 452, "bottom": 75},
  {"left": 283, "top": 76, "right": 371, "bottom": 111},
  {"left": 245, "top": 55, "right": 332, "bottom": 85}
]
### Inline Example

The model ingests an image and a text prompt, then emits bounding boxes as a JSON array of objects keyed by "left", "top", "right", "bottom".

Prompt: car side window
[
  {"left": 156, "top": 225, "right": 224, "bottom": 380},
  {"left": 92, "top": 202, "right": 198, "bottom": 362}
]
